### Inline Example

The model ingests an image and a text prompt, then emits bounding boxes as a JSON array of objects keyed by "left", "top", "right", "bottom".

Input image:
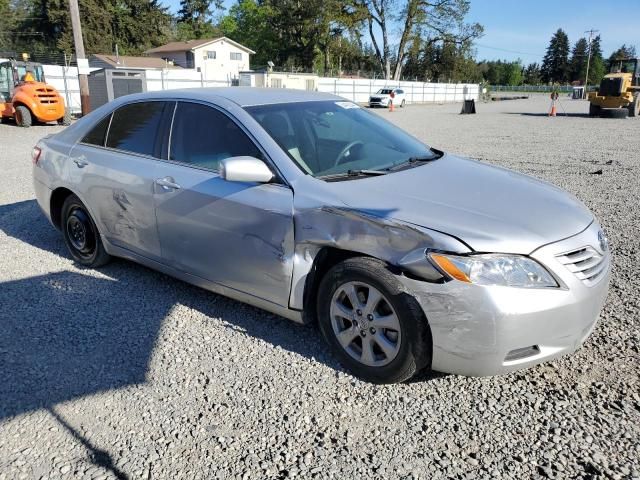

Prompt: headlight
[{"left": 428, "top": 252, "right": 558, "bottom": 288}]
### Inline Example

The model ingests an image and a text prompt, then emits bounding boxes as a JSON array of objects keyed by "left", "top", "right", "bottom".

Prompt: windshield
[
  {"left": 245, "top": 100, "right": 434, "bottom": 178},
  {"left": 377, "top": 89, "right": 393, "bottom": 94},
  {"left": 16, "top": 64, "right": 45, "bottom": 83}
]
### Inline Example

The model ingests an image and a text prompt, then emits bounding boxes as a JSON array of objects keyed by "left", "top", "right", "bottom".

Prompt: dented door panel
[
  {"left": 153, "top": 163, "right": 295, "bottom": 308},
  {"left": 67, "top": 144, "right": 163, "bottom": 260}
]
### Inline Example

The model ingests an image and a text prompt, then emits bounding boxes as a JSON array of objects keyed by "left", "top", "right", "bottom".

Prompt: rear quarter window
[{"left": 80, "top": 114, "right": 111, "bottom": 147}]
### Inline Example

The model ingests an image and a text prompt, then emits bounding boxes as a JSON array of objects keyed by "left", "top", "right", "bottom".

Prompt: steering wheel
[{"left": 334, "top": 141, "right": 364, "bottom": 166}]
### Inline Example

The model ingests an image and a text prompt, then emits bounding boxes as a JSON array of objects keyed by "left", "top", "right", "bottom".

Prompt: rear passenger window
[
  {"left": 169, "top": 102, "right": 260, "bottom": 171},
  {"left": 106, "top": 101, "right": 166, "bottom": 157},
  {"left": 81, "top": 114, "right": 111, "bottom": 147}
]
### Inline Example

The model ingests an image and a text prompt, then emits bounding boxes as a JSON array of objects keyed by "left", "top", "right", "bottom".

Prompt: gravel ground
[{"left": 0, "top": 95, "right": 638, "bottom": 480}]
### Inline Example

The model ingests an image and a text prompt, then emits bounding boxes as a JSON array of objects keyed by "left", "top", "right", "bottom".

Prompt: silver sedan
[{"left": 32, "top": 88, "right": 610, "bottom": 383}]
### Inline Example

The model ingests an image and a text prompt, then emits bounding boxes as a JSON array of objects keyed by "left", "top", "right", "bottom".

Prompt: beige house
[{"left": 145, "top": 37, "right": 254, "bottom": 82}]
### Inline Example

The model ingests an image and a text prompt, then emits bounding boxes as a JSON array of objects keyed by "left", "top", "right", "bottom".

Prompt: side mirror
[{"left": 220, "top": 156, "right": 274, "bottom": 183}]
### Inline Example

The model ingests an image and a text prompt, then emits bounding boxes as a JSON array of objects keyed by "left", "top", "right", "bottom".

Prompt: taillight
[{"left": 32, "top": 146, "right": 42, "bottom": 165}]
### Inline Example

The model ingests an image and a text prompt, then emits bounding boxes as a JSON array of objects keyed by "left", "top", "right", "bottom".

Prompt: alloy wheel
[{"left": 329, "top": 281, "right": 402, "bottom": 367}]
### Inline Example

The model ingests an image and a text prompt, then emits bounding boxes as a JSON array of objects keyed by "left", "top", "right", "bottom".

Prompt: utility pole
[
  {"left": 68, "top": 0, "right": 90, "bottom": 115},
  {"left": 584, "top": 29, "right": 598, "bottom": 99}
]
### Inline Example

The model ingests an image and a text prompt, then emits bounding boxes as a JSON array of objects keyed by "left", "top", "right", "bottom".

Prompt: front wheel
[
  {"left": 401, "top": 99, "right": 406, "bottom": 108},
  {"left": 58, "top": 109, "right": 71, "bottom": 126},
  {"left": 317, "top": 257, "right": 431, "bottom": 384},
  {"left": 61, "top": 194, "right": 111, "bottom": 268}
]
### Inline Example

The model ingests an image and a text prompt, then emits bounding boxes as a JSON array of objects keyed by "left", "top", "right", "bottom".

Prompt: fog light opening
[{"left": 504, "top": 345, "right": 541, "bottom": 362}]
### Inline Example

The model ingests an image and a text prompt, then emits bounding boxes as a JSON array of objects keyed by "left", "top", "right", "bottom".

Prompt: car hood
[{"left": 322, "top": 154, "right": 593, "bottom": 254}]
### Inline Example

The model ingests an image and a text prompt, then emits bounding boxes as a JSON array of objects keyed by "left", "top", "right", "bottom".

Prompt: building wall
[
  {"left": 240, "top": 72, "right": 317, "bottom": 90},
  {"left": 146, "top": 51, "right": 189, "bottom": 69},
  {"left": 147, "top": 41, "right": 251, "bottom": 81}
]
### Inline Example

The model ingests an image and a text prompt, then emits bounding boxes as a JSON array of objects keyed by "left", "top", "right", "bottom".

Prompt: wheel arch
[{"left": 50, "top": 186, "right": 76, "bottom": 230}]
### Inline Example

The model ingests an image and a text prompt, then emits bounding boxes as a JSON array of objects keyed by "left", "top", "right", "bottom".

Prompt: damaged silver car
[{"left": 32, "top": 88, "right": 610, "bottom": 383}]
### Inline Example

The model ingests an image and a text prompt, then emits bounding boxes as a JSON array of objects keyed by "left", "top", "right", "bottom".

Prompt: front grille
[
  {"left": 555, "top": 246, "right": 609, "bottom": 287},
  {"left": 599, "top": 77, "right": 623, "bottom": 96},
  {"left": 35, "top": 87, "right": 59, "bottom": 104}
]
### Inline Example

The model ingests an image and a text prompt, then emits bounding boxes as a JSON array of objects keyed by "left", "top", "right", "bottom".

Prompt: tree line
[
  {"left": 0, "top": 1, "right": 635, "bottom": 84},
  {"left": 475, "top": 29, "right": 637, "bottom": 87},
  {"left": 1, "top": 0, "right": 483, "bottom": 80}
]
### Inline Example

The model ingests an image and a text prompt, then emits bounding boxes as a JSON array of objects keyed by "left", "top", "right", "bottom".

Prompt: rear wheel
[
  {"left": 628, "top": 94, "right": 639, "bottom": 118},
  {"left": 58, "top": 109, "right": 71, "bottom": 126},
  {"left": 317, "top": 257, "right": 431, "bottom": 384},
  {"left": 15, "top": 105, "right": 32, "bottom": 127},
  {"left": 61, "top": 194, "right": 111, "bottom": 268}
]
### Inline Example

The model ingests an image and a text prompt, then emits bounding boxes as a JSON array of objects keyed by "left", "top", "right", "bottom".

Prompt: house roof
[
  {"left": 144, "top": 37, "right": 256, "bottom": 55},
  {"left": 91, "top": 54, "right": 182, "bottom": 69}
]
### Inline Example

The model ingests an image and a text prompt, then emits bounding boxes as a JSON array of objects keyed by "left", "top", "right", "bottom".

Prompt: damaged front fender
[{"left": 288, "top": 202, "right": 471, "bottom": 311}]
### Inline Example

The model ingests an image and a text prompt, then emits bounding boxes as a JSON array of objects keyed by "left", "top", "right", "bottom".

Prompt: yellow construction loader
[{"left": 589, "top": 58, "right": 640, "bottom": 117}]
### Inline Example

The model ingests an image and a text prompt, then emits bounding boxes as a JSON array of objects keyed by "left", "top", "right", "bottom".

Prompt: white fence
[
  {"left": 42, "top": 64, "right": 479, "bottom": 113},
  {"left": 318, "top": 78, "right": 479, "bottom": 104}
]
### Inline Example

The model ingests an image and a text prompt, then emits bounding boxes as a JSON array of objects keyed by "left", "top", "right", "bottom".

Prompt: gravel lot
[{"left": 1, "top": 95, "right": 638, "bottom": 480}]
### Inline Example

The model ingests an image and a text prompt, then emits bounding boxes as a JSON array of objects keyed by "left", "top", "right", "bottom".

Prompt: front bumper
[
  {"left": 369, "top": 98, "right": 389, "bottom": 107},
  {"left": 400, "top": 222, "right": 611, "bottom": 376}
]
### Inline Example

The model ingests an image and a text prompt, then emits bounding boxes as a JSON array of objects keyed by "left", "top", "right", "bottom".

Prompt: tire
[
  {"left": 401, "top": 99, "right": 406, "bottom": 108},
  {"left": 628, "top": 94, "right": 639, "bottom": 118},
  {"left": 588, "top": 103, "right": 601, "bottom": 117},
  {"left": 15, "top": 105, "right": 32, "bottom": 127},
  {"left": 61, "top": 194, "right": 111, "bottom": 268},
  {"left": 317, "top": 257, "right": 431, "bottom": 384},
  {"left": 608, "top": 108, "right": 629, "bottom": 119},
  {"left": 58, "top": 109, "right": 71, "bottom": 126}
]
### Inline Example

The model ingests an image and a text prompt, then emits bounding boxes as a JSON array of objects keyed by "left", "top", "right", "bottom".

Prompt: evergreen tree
[
  {"left": 587, "top": 35, "right": 605, "bottom": 86},
  {"left": 608, "top": 44, "right": 637, "bottom": 63},
  {"left": 177, "top": 0, "right": 222, "bottom": 39},
  {"left": 569, "top": 37, "right": 588, "bottom": 83},
  {"left": 541, "top": 28, "right": 570, "bottom": 83},
  {"left": 523, "top": 62, "right": 542, "bottom": 84}
]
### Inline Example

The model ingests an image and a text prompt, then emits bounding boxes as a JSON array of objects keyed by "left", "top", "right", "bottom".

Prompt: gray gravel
[{"left": 1, "top": 95, "right": 638, "bottom": 480}]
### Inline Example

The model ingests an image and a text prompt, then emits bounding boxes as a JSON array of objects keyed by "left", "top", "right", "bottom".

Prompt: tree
[
  {"left": 352, "top": 0, "right": 482, "bottom": 80},
  {"left": 541, "top": 28, "right": 570, "bottom": 83},
  {"left": 177, "top": 0, "right": 222, "bottom": 39},
  {"left": 587, "top": 35, "right": 605, "bottom": 86},
  {"left": 523, "top": 62, "right": 542, "bottom": 84},
  {"left": 569, "top": 37, "right": 588, "bottom": 83},
  {"left": 608, "top": 44, "right": 637, "bottom": 62}
]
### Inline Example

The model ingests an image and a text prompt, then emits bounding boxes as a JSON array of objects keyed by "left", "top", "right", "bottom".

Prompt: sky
[{"left": 161, "top": 0, "right": 639, "bottom": 63}]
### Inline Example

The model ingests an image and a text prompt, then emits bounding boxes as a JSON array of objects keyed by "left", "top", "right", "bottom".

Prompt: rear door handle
[
  {"left": 155, "top": 177, "right": 181, "bottom": 191},
  {"left": 73, "top": 158, "right": 88, "bottom": 168}
]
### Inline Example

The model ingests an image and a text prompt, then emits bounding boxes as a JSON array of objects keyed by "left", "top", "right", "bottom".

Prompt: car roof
[{"left": 122, "top": 87, "right": 344, "bottom": 107}]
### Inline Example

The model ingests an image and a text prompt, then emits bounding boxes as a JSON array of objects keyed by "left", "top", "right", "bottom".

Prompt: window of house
[
  {"left": 207, "top": 51, "right": 216, "bottom": 59},
  {"left": 230, "top": 52, "right": 242, "bottom": 61},
  {"left": 169, "top": 102, "right": 260, "bottom": 172},
  {"left": 106, "top": 101, "right": 167, "bottom": 157}
]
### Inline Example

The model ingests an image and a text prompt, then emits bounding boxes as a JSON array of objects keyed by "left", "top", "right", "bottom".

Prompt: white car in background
[{"left": 368, "top": 88, "right": 406, "bottom": 108}]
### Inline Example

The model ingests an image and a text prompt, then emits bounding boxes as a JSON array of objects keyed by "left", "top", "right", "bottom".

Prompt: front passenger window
[{"left": 169, "top": 102, "right": 260, "bottom": 171}]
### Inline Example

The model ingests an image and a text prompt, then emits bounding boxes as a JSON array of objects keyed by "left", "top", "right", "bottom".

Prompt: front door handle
[
  {"left": 73, "top": 158, "right": 88, "bottom": 168},
  {"left": 155, "top": 177, "right": 181, "bottom": 191}
]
